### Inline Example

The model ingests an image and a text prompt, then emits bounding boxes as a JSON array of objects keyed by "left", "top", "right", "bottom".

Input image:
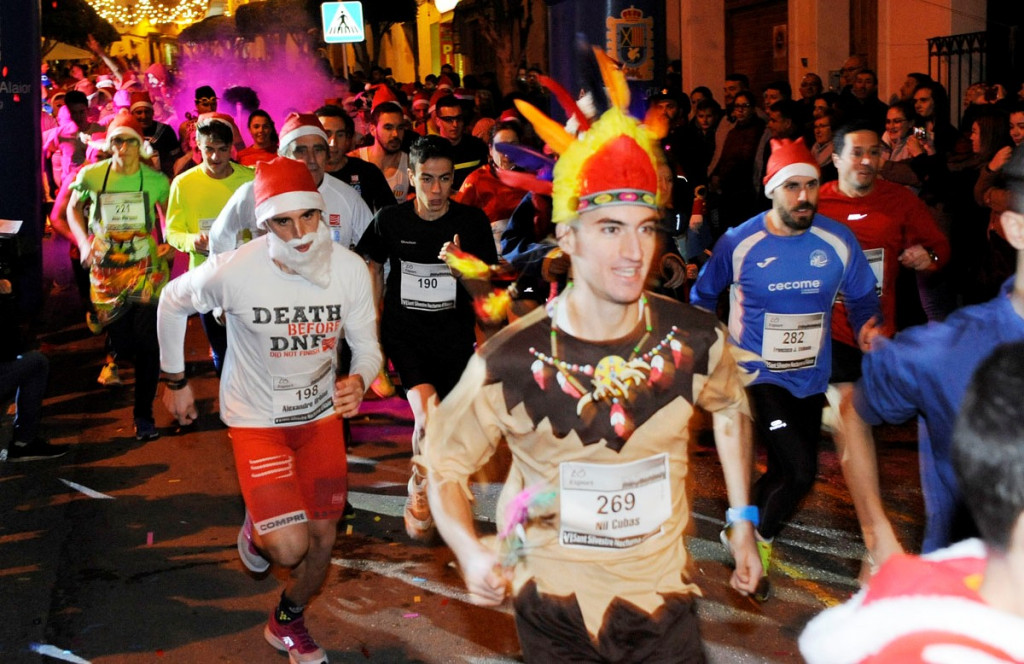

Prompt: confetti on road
[
  {"left": 146, "top": 532, "right": 154, "bottom": 546},
  {"left": 403, "top": 612, "right": 419, "bottom": 618},
  {"left": 59, "top": 479, "right": 114, "bottom": 500}
]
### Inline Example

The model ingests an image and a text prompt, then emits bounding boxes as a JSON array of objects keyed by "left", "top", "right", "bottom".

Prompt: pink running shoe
[
  {"left": 237, "top": 512, "right": 270, "bottom": 574},
  {"left": 264, "top": 611, "right": 328, "bottom": 664}
]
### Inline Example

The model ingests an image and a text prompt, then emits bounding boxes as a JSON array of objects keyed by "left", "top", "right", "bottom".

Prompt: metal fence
[{"left": 928, "top": 31, "right": 986, "bottom": 126}]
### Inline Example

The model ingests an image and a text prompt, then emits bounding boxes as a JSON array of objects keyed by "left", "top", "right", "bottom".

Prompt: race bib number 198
[{"left": 271, "top": 360, "right": 334, "bottom": 424}]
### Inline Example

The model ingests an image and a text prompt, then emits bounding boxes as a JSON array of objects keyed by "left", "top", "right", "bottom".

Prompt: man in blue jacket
[{"left": 851, "top": 146, "right": 1024, "bottom": 556}]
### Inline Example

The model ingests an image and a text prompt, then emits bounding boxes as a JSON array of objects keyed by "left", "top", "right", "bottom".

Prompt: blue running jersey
[{"left": 690, "top": 212, "right": 879, "bottom": 397}]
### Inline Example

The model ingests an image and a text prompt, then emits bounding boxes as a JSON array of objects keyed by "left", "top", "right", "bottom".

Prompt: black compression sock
[{"left": 276, "top": 593, "right": 305, "bottom": 624}]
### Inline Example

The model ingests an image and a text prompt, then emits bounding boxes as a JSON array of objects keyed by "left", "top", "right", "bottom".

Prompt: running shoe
[
  {"left": 369, "top": 367, "right": 395, "bottom": 398},
  {"left": 719, "top": 527, "right": 772, "bottom": 601},
  {"left": 264, "top": 611, "right": 327, "bottom": 664},
  {"left": 134, "top": 418, "right": 160, "bottom": 442},
  {"left": 85, "top": 312, "right": 104, "bottom": 335},
  {"left": 404, "top": 472, "right": 434, "bottom": 541},
  {"left": 97, "top": 362, "right": 122, "bottom": 387},
  {"left": 754, "top": 537, "right": 773, "bottom": 601},
  {"left": 237, "top": 511, "right": 270, "bottom": 574},
  {"left": 5, "top": 438, "right": 67, "bottom": 462}
]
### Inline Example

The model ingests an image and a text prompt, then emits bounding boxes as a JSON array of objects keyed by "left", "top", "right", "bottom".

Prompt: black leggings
[
  {"left": 748, "top": 383, "right": 824, "bottom": 539},
  {"left": 105, "top": 303, "right": 160, "bottom": 423}
]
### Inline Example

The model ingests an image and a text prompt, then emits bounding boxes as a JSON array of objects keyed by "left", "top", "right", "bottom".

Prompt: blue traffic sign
[{"left": 321, "top": 2, "right": 365, "bottom": 44}]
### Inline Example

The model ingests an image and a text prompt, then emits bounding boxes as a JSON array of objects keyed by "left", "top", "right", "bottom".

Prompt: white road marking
[{"left": 59, "top": 479, "right": 115, "bottom": 500}]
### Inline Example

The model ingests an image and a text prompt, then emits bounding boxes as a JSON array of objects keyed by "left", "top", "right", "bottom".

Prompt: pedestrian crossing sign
[{"left": 321, "top": 1, "right": 364, "bottom": 44}]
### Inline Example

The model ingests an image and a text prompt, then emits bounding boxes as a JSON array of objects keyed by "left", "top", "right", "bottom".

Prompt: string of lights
[{"left": 86, "top": 0, "right": 209, "bottom": 26}]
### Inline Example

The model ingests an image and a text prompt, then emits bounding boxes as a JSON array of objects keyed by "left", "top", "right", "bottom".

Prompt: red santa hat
[
  {"left": 437, "top": 75, "right": 455, "bottom": 92},
  {"left": 95, "top": 75, "right": 115, "bottom": 90},
  {"left": 763, "top": 137, "right": 820, "bottom": 197},
  {"left": 454, "top": 87, "right": 474, "bottom": 101},
  {"left": 75, "top": 78, "right": 97, "bottom": 96},
  {"left": 102, "top": 111, "right": 154, "bottom": 159},
  {"left": 411, "top": 91, "right": 430, "bottom": 109},
  {"left": 118, "top": 71, "right": 143, "bottom": 91},
  {"left": 197, "top": 111, "right": 236, "bottom": 129},
  {"left": 196, "top": 111, "right": 243, "bottom": 146},
  {"left": 428, "top": 89, "right": 452, "bottom": 115},
  {"left": 129, "top": 90, "right": 153, "bottom": 112},
  {"left": 499, "top": 108, "right": 521, "bottom": 124},
  {"left": 113, "top": 89, "right": 132, "bottom": 110},
  {"left": 253, "top": 156, "right": 325, "bottom": 227},
  {"left": 145, "top": 62, "right": 168, "bottom": 85},
  {"left": 277, "top": 112, "right": 327, "bottom": 156},
  {"left": 369, "top": 84, "right": 400, "bottom": 112}
]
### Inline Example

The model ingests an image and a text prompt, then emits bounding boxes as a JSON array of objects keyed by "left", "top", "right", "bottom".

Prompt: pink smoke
[{"left": 172, "top": 43, "right": 350, "bottom": 143}]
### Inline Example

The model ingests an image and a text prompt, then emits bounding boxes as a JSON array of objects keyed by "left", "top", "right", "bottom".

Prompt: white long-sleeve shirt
[{"left": 158, "top": 235, "right": 381, "bottom": 428}]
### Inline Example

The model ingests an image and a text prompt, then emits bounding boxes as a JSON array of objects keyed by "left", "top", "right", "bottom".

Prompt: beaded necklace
[{"left": 528, "top": 291, "right": 687, "bottom": 439}]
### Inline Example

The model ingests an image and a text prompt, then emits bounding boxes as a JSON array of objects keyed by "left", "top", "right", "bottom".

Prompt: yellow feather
[
  {"left": 592, "top": 46, "right": 630, "bottom": 110},
  {"left": 514, "top": 99, "right": 574, "bottom": 154},
  {"left": 643, "top": 110, "right": 669, "bottom": 140}
]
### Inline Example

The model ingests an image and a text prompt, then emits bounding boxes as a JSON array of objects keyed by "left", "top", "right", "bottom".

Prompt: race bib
[
  {"left": 762, "top": 312, "right": 825, "bottom": 371},
  {"left": 198, "top": 217, "right": 215, "bottom": 233},
  {"left": 99, "top": 191, "right": 147, "bottom": 234},
  {"left": 400, "top": 260, "right": 457, "bottom": 311},
  {"left": 559, "top": 453, "right": 671, "bottom": 550},
  {"left": 271, "top": 360, "right": 334, "bottom": 424},
  {"left": 863, "top": 247, "right": 884, "bottom": 296}
]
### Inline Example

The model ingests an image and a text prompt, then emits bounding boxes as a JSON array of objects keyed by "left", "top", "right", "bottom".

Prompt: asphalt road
[{"left": 0, "top": 235, "right": 925, "bottom": 663}]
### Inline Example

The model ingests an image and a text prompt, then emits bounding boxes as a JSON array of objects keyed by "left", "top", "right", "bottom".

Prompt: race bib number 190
[{"left": 400, "top": 261, "right": 457, "bottom": 311}]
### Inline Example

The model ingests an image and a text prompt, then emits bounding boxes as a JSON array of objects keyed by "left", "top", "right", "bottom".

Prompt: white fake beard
[{"left": 267, "top": 222, "right": 333, "bottom": 288}]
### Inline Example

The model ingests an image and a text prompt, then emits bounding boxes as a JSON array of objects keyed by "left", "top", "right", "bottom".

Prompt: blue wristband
[{"left": 725, "top": 505, "right": 759, "bottom": 529}]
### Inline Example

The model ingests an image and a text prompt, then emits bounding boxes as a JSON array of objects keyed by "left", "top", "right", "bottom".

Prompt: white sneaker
[{"left": 404, "top": 473, "right": 435, "bottom": 541}]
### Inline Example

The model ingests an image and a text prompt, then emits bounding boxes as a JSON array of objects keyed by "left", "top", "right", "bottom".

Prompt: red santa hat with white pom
[{"left": 253, "top": 156, "right": 325, "bottom": 228}]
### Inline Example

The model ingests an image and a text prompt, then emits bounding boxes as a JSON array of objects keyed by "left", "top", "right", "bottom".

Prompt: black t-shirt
[
  {"left": 328, "top": 157, "right": 396, "bottom": 214},
  {"left": 355, "top": 200, "right": 497, "bottom": 344},
  {"left": 448, "top": 135, "right": 489, "bottom": 191}
]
